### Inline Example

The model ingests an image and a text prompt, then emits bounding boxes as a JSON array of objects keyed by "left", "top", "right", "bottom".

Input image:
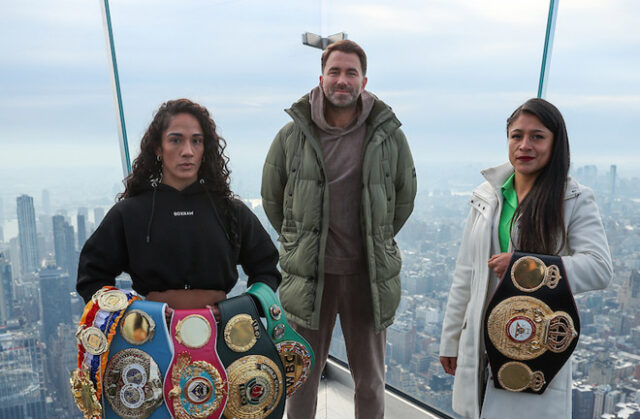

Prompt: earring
[{"left": 156, "top": 155, "right": 162, "bottom": 162}]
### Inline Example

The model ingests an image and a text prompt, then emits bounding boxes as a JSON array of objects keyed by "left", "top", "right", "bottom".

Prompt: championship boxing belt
[
  {"left": 246, "top": 282, "right": 315, "bottom": 398},
  {"left": 217, "top": 294, "right": 285, "bottom": 419},
  {"left": 103, "top": 300, "right": 172, "bottom": 419},
  {"left": 483, "top": 252, "right": 580, "bottom": 394},
  {"left": 72, "top": 286, "right": 140, "bottom": 419},
  {"left": 164, "top": 308, "right": 228, "bottom": 419}
]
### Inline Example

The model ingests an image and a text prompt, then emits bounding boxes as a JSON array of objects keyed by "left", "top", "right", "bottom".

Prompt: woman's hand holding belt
[{"left": 488, "top": 252, "right": 513, "bottom": 280}]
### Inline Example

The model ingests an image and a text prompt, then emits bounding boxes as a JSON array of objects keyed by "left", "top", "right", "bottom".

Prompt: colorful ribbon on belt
[{"left": 72, "top": 286, "right": 140, "bottom": 418}]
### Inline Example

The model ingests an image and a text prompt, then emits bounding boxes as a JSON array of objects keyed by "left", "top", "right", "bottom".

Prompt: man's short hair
[{"left": 321, "top": 40, "right": 367, "bottom": 76}]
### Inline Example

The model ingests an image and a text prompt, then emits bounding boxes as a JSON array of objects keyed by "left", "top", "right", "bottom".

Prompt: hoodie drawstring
[{"left": 146, "top": 185, "right": 158, "bottom": 244}]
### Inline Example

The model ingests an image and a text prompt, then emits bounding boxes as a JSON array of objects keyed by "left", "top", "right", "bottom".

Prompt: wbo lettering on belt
[
  {"left": 246, "top": 282, "right": 315, "bottom": 398},
  {"left": 484, "top": 252, "right": 580, "bottom": 394}
]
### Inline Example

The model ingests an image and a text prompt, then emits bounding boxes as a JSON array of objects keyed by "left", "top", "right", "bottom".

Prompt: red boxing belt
[
  {"left": 164, "top": 309, "right": 228, "bottom": 418},
  {"left": 484, "top": 252, "right": 580, "bottom": 394}
]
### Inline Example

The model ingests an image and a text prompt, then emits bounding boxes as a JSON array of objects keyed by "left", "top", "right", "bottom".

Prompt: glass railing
[
  {"left": 546, "top": 2, "right": 640, "bottom": 418},
  {"left": 1, "top": 1, "right": 638, "bottom": 418}
]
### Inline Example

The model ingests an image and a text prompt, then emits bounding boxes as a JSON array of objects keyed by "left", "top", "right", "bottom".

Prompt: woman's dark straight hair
[{"left": 507, "top": 98, "right": 570, "bottom": 254}]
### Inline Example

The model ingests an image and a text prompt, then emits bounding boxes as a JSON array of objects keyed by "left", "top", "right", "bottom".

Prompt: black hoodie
[{"left": 76, "top": 181, "right": 281, "bottom": 303}]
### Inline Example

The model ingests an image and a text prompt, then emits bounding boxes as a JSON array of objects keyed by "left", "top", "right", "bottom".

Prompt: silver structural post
[
  {"left": 100, "top": 0, "right": 131, "bottom": 177},
  {"left": 538, "top": 0, "right": 560, "bottom": 99}
]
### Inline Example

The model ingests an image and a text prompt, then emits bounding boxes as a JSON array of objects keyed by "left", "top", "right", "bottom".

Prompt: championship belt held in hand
[
  {"left": 483, "top": 252, "right": 580, "bottom": 394},
  {"left": 246, "top": 282, "right": 315, "bottom": 398},
  {"left": 164, "top": 308, "right": 228, "bottom": 419},
  {"left": 217, "top": 294, "right": 285, "bottom": 419}
]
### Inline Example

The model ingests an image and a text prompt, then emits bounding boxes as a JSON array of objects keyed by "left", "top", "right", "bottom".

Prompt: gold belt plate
[
  {"left": 511, "top": 255, "right": 561, "bottom": 292},
  {"left": 225, "top": 355, "right": 283, "bottom": 418},
  {"left": 103, "top": 348, "right": 164, "bottom": 419},
  {"left": 167, "top": 352, "right": 227, "bottom": 419},
  {"left": 224, "top": 314, "right": 260, "bottom": 352},
  {"left": 275, "top": 340, "right": 313, "bottom": 398},
  {"left": 175, "top": 314, "right": 212, "bottom": 349},
  {"left": 70, "top": 366, "right": 101, "bottom": 419},
  {"left": 487, "top": 296, "right": 577, "bottom": 360},
  {"left": 498, "top": 361, "right": 545, "bottom": 392}
]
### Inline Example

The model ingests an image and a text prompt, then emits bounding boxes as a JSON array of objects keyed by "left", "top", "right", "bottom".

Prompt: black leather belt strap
[
  {"left": 217, "top": 294, "right": 285, "bottom": 418},
  {"left": 484, "top": 252, "right": 580, "bottom": 394}
]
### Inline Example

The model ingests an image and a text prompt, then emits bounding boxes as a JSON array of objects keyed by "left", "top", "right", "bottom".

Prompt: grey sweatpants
[{"left": 286, "top": 273, "right": 387, "bottom": 419}]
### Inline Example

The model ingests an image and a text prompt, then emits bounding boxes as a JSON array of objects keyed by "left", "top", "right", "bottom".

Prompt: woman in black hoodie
[{"left": 76, "top": 99, "right": 281, "bottom": 316}]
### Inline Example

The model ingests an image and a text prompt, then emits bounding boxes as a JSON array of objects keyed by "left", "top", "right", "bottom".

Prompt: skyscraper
[
  {"left": 0, "top": 196, "right": 4, "bottom": 224},
  {"left": 38, "top": 263, "right": 72, "bottom": 346},
  {"left": 64, "top": 223, "right": 77, "bottom": 281},
  {"left": 0, "top": 330, "right": 47, "bottom": 419},
  {"left": 17, "top": 195, "right": 39, "bottom": 276},
  {"left": 51, "top": 215, "right": 77, "bottom": 277},
  {"left": 52, "top": 215, "right": 66, "bottom": 272},
  {"left": 609, "top": 164, "right": 617, "bottom": 197},
  {"left": 77, "top": 213, "right": 87, "bottom": 250},
  {"left": 41, "top": 189, "right": 51, "bottom": 216},
  {"left": 94, "top": 207, "right": 105, "bottom": 226},
  {"left": 572, "top": 385, "right": 595, "bottom": 419},
  {"left": 0, "top": 252, "right": 13, "bottom": 323}
]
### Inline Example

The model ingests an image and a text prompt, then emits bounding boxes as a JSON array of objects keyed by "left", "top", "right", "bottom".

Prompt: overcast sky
[{"left": 0, "top": 0, "right": 638, "bottom": 191}]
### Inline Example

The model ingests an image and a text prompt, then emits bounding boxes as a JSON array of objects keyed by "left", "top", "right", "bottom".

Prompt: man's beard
[{"left": 325, "top": 84, "right": 360, "bottom": 108}]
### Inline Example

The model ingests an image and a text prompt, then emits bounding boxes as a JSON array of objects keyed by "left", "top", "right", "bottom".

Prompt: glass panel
[
  {"left": 6, "top": 1, "right": 637, "bottom": 418},
  {"left": 547, "top": 1, "right": 640, "bottom": 418},
  {"left": 0, "top": 1, "right": 122, "bottom": 417}
]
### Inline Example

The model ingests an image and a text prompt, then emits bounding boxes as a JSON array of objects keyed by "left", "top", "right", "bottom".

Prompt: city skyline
[
  {"left": 1, "top": 161, "right": 639, "bottom": 417},
  {"left": 1, "top": 1, "right": 638, "bottom": 417}
]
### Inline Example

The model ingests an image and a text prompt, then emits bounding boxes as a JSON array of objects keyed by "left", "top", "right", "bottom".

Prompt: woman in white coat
[{"left": 439, "top": 98, "right": 613, "bottom": 419}]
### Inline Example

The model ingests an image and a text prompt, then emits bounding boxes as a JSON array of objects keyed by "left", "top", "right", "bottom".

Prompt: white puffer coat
[{"left": 439, "top": 162, "right": 613, "bottom": 419}]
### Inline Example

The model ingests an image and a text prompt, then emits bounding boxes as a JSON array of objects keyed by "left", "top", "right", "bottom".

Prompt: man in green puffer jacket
[{"left": 261, "top": 39, "right": 416, "bottom": 419}]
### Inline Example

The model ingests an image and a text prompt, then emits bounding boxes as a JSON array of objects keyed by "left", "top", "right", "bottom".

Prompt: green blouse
[{"left": 499, "top": 173, "right": 517, "bottom": 253}]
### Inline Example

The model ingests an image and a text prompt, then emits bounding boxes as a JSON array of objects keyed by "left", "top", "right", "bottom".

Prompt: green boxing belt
[{"left": 246, "top": 282, "right": 315, "bottom": 398}]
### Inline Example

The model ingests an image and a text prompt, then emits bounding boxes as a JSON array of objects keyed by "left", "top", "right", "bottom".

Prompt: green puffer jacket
[{"left": 261, "top": 93, "right": 417, "bottom": 333}]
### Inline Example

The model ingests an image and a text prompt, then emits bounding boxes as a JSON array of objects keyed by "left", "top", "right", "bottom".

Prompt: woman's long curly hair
[
  {"left": 119, "top": 98, "right": 232, "bottom": 199},
  {"left": 507, "top": 98, "right": 570, "bottom": 255},
  {"left": 119, "top": 99, "right": 239, "bottom": 248}
]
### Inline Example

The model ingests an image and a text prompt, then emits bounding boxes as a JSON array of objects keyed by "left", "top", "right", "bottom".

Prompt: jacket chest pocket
[{"left": 381, "top": 159, "right": 394, "bottom": 214}]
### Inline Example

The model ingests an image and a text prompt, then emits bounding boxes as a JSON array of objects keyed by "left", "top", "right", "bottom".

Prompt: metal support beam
[
  {"left": 538, "top": 0, "right": 560, "bottom": 98},
  {"left": 100, "top": 0, "right": 131, "bottom": 177}
]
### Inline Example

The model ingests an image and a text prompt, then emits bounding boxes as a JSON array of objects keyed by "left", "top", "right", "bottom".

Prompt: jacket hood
[
  {"left": 308, "top": 86, "right": 375, "bottom": 140},
  {"left": 286, "top": 89, "right": 401, "bottom": 136}
]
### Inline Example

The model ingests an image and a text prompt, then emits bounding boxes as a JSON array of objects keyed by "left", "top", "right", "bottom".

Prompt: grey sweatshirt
[{"left": 309, "top": 86, "right": 375, "bottom": 275}]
